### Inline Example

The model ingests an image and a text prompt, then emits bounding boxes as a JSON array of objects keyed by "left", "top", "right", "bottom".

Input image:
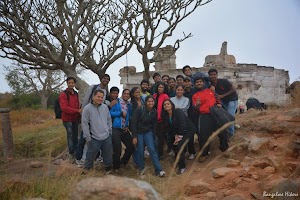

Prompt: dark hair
[
  {"left": 100, "top": 74, "right": 110, "bottom": 80},
  {"left": 66, "top": 77, "right": 76, "bottom": 83},
  {"left": 182, "top": 65, "right": 191, "bottom": 73},
  {"left": 145, "top": 95, "right": 154, "bottom": 103},
  {"left": 155, "top": 81, "right": 169, "bottom": 94},
  {"left": 194, "top": 76, "right": 205, "bottom": 82},
  {"left": 162, "top": 74, "right": 170, "bottom": 79},
  {"left": 176, "top": 75, "right": 184, "bottom": 80},
  {"left": 93, "top": 89, "right": 104, "bottom": 96},
  {"left": 175, "top": 85, "right": 184, "bottom": 90},
  {"left": 145, "top": 95, "right": 155, "bottom": 109},
  {"left": 140, "top": 79, "right": 150, "bottom": 86},
  {"left": 208, "top": 68, "right": 218, "bottom": 75},
  {"left": 130, "top": 87, "right": 140, "bottom": 98},
  {"left": 152, "top": 72, "right": 161, "bottom": 79},
  {"left": 122, "top": 89, "right": 130, "bottom": 94},
  {"left": 167, "top": 77, "right": 175, "bottom": 83},
  {"left": 110, "top": 86, "right": 119, "bottom": 93},
  {"left": 161, "top": 99, "right": 175, "bottom": 119}
]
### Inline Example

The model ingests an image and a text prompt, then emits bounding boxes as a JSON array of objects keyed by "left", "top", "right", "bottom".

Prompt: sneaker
[
  {"left": 188, "top": 154, "right": 195, "bottom": 160},
  {"left": 75, "top": 159, "right": 83, "bottom": 168},
  {"left": 177, "top": 167, "right": 187, "bottom": 174},
  {"left": 144, "top": 149, "right": 150, "bottom": 158},
  {"left": 199, "top": 155, "right": 209, "bottom": 163},
  {"left": 158, "top": 170, "right": 166, "bottom": 177},
  {"left": 104, "top": 166, "right": 112, "bottom": 175},
  {"left": 235, "top": 124, "right": 241, "bottom": 129},
  {"left": 168, "top": 150, "right": 175, "bottom": 156},
  {"left": 95, "top": 156, "right": 103, "bottom": 163}
]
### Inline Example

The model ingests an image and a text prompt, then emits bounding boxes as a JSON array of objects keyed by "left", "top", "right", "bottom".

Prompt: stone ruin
[{"left": 119, "top": 42, "right": 291, "bottom": 106}]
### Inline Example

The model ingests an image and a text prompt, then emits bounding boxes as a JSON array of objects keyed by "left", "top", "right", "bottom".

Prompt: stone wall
[{"left": 119, "top": 43, "right": 291, "bottom": 106}]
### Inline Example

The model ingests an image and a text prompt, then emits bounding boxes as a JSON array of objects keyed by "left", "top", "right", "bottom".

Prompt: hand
[
  {"left": 78, "top": 108, "right": 83, "bottom": 114},
  {"left": 132, "top": 137, "right": 137, "bottom": 146},
  {"left": 218, "top": 94, "right": 224, "bottom": 99},
  {"left": 173, "top": 135, "right": 183, "bottom": 145},
  {"left": 122, "top": 111, "right": 127, "bottom": 117},
  {"left": 217, "top": 103, "right": 222, "bottom": 108},
  {"left": 210, "top": 86, "right": 215, "bottom": 92},
  {"left": 110, "top": 99, "right": 118, "bottom": 107},
  {"left": 123, "top": 127, "right": 129, "bottom": 133}
]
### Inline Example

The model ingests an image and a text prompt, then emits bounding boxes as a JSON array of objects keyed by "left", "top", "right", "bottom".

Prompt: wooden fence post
[{"left": 0, "top": 108, "right": 14, "bottom": 158}]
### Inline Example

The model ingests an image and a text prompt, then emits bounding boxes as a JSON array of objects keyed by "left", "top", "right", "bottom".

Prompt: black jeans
[
  {"left": 112, "top": 128, "right": 134, "bottom": 170},
  {"left": 156, "top": 122, "right": 167, "bottom": 158},
  {"left": 175, "top": 134, "right": 190, "bottom": 169},
  {"left": 199, "top": 114, "right": 215, "bottom": 156}
]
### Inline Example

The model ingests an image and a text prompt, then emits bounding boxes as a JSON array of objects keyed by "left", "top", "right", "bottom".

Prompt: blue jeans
[
  {"left": 63, "top": 121, "right": 79, "bottom": 155},
  {"left": 84, "top": 135, "right": 113, "bottom": 170},
  {"left": 136, "top": 131, "right": 162, "bottom": 174},
  {"left": 222, "top": 100, "right": 238, "bottom": 136}
]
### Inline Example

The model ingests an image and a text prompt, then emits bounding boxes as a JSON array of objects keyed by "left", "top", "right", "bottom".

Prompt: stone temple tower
[{"left": 152, "top": 45, "right": 176, "bottom": 72}]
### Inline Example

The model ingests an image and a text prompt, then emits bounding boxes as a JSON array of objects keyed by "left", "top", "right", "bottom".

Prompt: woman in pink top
[{"left": 153, "top": 81, "right": 169, "bottom": 159}]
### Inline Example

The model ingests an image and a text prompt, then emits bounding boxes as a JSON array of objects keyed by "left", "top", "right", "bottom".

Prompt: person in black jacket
[
  {"left": 161, "top": 99, "right": 196, "bottom": 174},
  {"left": 131, "top": 96, "right": 166, "bottom": 177}
]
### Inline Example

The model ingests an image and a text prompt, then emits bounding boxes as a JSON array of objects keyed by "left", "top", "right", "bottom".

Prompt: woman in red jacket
[
  {"left": 192, "top": 77, "right": 228, "bottom": 162},
  {"left": 153, "top": 81, "right": 169, "bottom": 159}
]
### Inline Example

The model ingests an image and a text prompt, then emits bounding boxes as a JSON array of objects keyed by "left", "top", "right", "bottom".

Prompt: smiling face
[
  {"left": 157, "top": 84, "right": 165, "bottom": 94},
  {"left": 67, "top": 79, "right": 76, "bottom": 90},
  {"left": 93, "top": 91, "right": 104, "bottom": 106},
  {"left": 209, "top": 71, "right": 218, "bottom": 82},
  {"left": 122, "top": 89, "right": 130, "bottom": 101},
  {"left": 100, "top": 76, "right": 110, "bottom": 86},
  {"left": 195, "top": 79, "right": 204, "bottom": 89},
  {"left": 163, "top": 100, "right": 173, "bottom": 112},
  {"left": 183, "top": 67, "right": 192, "bottom": 76},
  {"left": 146, "top": 97, "right": 155, "bottom": 110},
  {"left": 176, "top": 77, "right": 184, "bottom": 86},
  {"left": 176, "top": 86, "right": 184, "bottom": 97},
  {"left": 141, "top": 83, "right": 149, "bottom": 92},
  {"left": 110, "top": 91, "right": 119, "bottom": 100},
  {"left": 133, "top": 88, "right": 141, "bottom": 99}
]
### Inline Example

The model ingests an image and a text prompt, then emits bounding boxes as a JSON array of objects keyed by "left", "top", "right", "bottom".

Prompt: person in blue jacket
[{"left": 110, "top": 87, "right": 134, "bottom": 171}]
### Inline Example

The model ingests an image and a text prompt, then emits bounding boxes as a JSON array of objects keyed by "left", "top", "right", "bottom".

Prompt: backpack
[
  {"left": 54, "top": 90, "right": 78, "bottom": 119},
  {"left": 89, "top": 84, "right": 110, "bottom": 103},
  {"left": 246, "top": 97, "right": 262, "bottom": 110},
  {"left": 209, "top": 106, "right": 235, "bottom": 127}
]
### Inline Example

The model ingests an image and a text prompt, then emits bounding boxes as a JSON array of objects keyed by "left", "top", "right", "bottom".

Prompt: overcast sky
[{"left": 1, "top": 0, "right": 299, "bottom": 93}]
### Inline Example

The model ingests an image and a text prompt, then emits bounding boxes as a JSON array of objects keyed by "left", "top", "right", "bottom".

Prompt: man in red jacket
[
  {"left": 59, "top": 77, "right": 82, "bottom": 158},
  {"left": 192, "top": 77, "right": 228, "bottom": 162}
]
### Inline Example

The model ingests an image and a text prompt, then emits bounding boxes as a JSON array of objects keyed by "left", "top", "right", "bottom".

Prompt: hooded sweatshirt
[{"left": 81, "top": 102, "right": 112, "bottom": 142}]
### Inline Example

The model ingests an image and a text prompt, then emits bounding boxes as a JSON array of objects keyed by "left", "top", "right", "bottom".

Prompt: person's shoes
[
  {"left": 177, "top": 167, "right": 187, "bottom": 174},
  {"left": 95, "top": 156, "right": 103, "bottom": 163},
  {"left": 104, "top": 166, "right": 112, "bottom": 175},
  {"left": 168, "top": 150, "right": 175, "bottom": 156},
  {"left": 199, "top": 155, "right": 209, "bottom": 163},
  {"left": 235, "top": 124, "right": 241, "bottom": 129},
  {"left": 81, "top": 169, "right": 89, "bottom": 175},
  {"left": 188, "top": 154, "right": 195, "bottom": 160},
  {"left": 144, "top": 149, "right": 150, "bottom": 158},
  {"left": 219, "top": 146, "right": 229, "bottom": 152},
  {"left": 75, "top": 159, "right": 83, "bottom": 168},
  {"left": 157, "top": 170, "right": 166, "bottom": 177}
]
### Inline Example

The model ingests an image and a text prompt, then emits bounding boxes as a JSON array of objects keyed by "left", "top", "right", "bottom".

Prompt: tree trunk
[
  {"left": 142, "top": 54, "right": 151, "bottom": 81},
  {"left": 62, "top": 68, "right": 90, "bottom": 103},
  {"left": 40, "top": 93, "right": 48, "bottom": 110}
]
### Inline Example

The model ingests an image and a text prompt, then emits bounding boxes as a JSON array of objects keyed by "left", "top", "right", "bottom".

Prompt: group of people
[{"left": 58, "top": 65, "right": 238, "bottom": 176}]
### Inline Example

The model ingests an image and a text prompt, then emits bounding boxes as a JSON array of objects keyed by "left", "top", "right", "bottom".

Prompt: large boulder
[{"left": 69, "top": 176, "right": 163, "bottom": 200}]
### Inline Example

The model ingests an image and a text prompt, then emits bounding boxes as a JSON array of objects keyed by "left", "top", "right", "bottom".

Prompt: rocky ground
[{"left": 0, "top": 107, "right": 299, "bottom": 200}]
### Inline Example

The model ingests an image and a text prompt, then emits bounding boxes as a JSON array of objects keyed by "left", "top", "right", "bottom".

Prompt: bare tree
[
  {"left": 0, "top": 0, "right": 133, "bottom": 94},
  {"left": 121, "top": 0, "right": 212, "bottom": 80},
  {"left": 5, "top": 63, "right": 65, "bottom": 109}
]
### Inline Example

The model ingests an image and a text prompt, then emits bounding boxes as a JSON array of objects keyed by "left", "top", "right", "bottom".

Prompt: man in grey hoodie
[{"left": 81, "top": 89, "right": 113, "bottom": 173}]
